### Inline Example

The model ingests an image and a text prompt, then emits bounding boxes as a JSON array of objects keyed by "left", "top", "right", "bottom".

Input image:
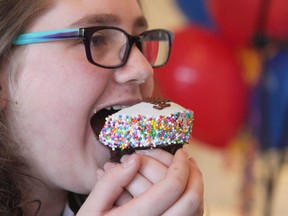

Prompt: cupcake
[{"left": 91, "top": 97, "right": 194, "bottom": 162}]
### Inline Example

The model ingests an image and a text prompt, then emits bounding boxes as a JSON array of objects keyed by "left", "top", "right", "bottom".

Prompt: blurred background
[{"left": 141, "top": 0, "right": 288, "bottom": 216}]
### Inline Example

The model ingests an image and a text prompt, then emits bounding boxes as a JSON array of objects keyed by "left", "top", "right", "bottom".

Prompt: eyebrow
[
  {"left": 70, "top": 14, "right": 119, "bottom": 27},
  {"left": 133, "top": 16, "right": 149, "bottom": 29},
  {"left": 69, "top": 13, "right": 148, "bottom": 29}
]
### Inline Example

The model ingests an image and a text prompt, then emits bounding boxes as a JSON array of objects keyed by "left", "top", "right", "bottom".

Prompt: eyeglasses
[{"left": 14, "top": 26, "right": 173, "bottom": 69}]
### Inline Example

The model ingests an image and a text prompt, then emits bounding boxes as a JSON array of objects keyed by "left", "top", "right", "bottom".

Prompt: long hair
[{"left": 0, "top": 0, "right": 51, "bottom": 215}]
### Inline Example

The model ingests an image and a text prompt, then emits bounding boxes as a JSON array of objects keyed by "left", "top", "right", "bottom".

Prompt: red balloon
[
  {"left": 207, "top": 0, "right": 288, "bottom": 46},
  {"left": 266, "top": 0, "right": 288, "bottom": 40},
  {"left": 154, "top": 26, "right": 248, "bottom": 148}
]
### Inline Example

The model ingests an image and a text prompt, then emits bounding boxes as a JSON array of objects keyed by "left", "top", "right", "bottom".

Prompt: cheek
[
  {"left": 9, "top": 47, "right": 107, "bottom": 145},
  {"left": 5, "top": 45, "right": 113, "bottom": 191},
  {"left": 16, "top": 45, "right": 104, "bottom": 109}
]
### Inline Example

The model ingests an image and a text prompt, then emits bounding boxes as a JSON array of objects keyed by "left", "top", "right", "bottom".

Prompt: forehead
[{"left": 28, "top": 0, "right": 147, "bottom": 32}]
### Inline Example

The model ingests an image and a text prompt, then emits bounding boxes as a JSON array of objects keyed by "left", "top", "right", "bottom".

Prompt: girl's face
[{"left": 4, "top": 0, "right": 154, "bottom": 194}]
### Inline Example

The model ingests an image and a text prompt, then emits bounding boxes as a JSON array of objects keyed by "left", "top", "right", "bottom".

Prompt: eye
[{"left": 90, "top": 33, "right": 107, "bottom": 47}]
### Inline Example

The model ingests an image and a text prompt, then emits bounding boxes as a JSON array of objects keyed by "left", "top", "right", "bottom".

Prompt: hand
[
  {"left": 114, "top": 148, "right": 174, "bottom": 205},
  {"left": 77, "top": 147, "right": 204, "bottom": 216},
  {"left": 125, "top": 147, "right": 204, "bottom": 216}
]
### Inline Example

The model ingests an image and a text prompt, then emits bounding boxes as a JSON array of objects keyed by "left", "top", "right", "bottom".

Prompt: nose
[{"left": 114, "top": 45, "right": 154, "bottom": 84}]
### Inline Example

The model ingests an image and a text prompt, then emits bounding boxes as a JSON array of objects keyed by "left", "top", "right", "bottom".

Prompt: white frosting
[{"left": 116, "top": 101, "right": 187, "bottom": 117}]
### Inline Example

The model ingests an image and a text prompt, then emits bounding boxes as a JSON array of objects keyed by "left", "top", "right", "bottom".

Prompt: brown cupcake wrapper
[{"left": 110, "top": 143, "right": 185, "bottom": 163}]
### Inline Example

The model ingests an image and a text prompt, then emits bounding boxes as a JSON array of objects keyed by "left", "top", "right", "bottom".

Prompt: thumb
[{"left": 76, "top": 154, "right": 141, "bottom": 216}]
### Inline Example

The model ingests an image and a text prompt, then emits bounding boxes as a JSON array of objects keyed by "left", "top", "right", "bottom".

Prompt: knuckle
[
  {"left": 187, "top": 192, "right": 202, "bottom": 208},
  {"left": 184, "top": 192, "right": 204, "bottom": 215},
  {"left": 167, "top": 176, "right": 186, "bottom": 195}
]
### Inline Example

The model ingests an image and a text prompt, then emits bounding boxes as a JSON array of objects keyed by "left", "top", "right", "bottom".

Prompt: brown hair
[
  {"left": 0, "top": 0, "right": 51, "bottom": 62},
  {"left": 0, "top": 0, "right": 51, "bottom": 215}
]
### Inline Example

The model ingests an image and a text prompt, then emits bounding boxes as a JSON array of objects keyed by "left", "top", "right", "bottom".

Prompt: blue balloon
[
  {"left": 258, "top": 48, "right": 288, "bottom": 150},
  {"left": 176, "top": 0, "right": 214, "bottom": 28}
]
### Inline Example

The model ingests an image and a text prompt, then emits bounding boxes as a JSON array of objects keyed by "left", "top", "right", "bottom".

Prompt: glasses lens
[
  {"left": 142, "top": 30, "right": 171, "bottom": 67},
  {"left": 89, "top": 29, "right": 128, "bottom": 67}
]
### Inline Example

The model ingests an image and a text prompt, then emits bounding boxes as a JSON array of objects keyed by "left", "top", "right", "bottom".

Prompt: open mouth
[{"left": 90, "top": 106, "right": 127, "bottom": 138}]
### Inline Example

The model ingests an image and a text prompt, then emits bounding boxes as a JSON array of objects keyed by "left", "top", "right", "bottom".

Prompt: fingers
[
  {"left": 115, "top": 190, "right": 133, "bottom": 206},
  {"left": 103, "top": 150, "right": 172, "bottom": 202},
  {"left": 134, "top": 148, "right": 174, "bottom": 183},
  {"left": 76, "top": 154, "right": 141, "bottom": 216},
  {"left": 114, "top": 148, "right": 190, "bottom": 216},
  {"left": 162, "top": 154, "right": 204, "bottom": 216},
  {"left": 115, "top": 149, "right": 177, "bottom": 200},
  {"left": 136, "top": 148, "right": 173, "bottom": 166},
  {"left": 131, "top": 153, "right": 168, "bottom": 183},
  {"left": 104, "top": 160, "right": 152, "bottom": 197},
  {"left": 114, "top": 149, "right": 173, "bottom": 199},
  {"left": 123, "top": 173, "right": 151, "bottom": 196},
  {"left": 78, "top": 148, "right": 203, "bottom": 216},
  {"left": 127, "top": 148, "right": 204, "bottom": 216}
]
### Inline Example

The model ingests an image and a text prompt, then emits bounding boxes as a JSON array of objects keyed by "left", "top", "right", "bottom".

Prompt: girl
[{"left": 0, "top": 0, "right": 204, "bottom": 215}]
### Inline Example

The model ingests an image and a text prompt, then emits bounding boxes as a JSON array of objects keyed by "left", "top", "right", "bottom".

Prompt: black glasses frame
[
  {"left": 80, "top": 26, "right": 173, "bottom": 69},
  {"left": 14, "top": 26, "right": 173, "bottom": 69}
]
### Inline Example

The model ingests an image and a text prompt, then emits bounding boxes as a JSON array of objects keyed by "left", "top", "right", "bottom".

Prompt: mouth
[{"left": 90, "top": 105, "right": 128, "bottom": 138}]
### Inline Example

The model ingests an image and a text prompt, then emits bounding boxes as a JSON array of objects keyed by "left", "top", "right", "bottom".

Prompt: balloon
[
  {"left": 207, "top": 0, "right": 288, "bottom": 47},
  {"left": 265, "top": 0, "right": 288, "bottom": 41},
  {"left": 176, "top": 0, "right": 214, "bottom": 28},
  {"left": 154, "top": 26, "right": 248, "bottom": 148},
  {"left": 258, "top": 48, "right": 288, "bottom": 150}
]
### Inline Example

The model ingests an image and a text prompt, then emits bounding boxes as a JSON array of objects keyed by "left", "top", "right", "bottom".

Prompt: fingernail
[
  {"left": 120, "top": 154, "right": 129, "bottom": 162},
  {"left": 121, "top": 155, "right": 135, "bottom": 168}
]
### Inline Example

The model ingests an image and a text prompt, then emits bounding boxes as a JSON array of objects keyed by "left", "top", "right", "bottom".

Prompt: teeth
[
  {"left": 103, "top": 105, "right": 129, "bottom": 111},
  {"left": 93, "top": 105, "right": 129, "bottom": 114},
  {"left": 112, "top": 105, "right": 122, "bottom": 110},
  {"left": 116, "top": 105, "right": 129, "bottom": 110}
]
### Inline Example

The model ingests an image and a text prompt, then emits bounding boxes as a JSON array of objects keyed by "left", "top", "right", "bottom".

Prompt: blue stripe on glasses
[{"left": 13, "top": 28, "right": 82, "bottom": 45}]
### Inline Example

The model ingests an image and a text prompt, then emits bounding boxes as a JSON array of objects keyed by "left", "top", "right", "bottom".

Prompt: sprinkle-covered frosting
[{"left": 99, "top": 98, "right": 194, "bottom": 151}]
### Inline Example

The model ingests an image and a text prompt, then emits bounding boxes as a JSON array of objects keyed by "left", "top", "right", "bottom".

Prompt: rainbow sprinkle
[{"left": 99, "top": 110, "right": 194, "bottom": 151}]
